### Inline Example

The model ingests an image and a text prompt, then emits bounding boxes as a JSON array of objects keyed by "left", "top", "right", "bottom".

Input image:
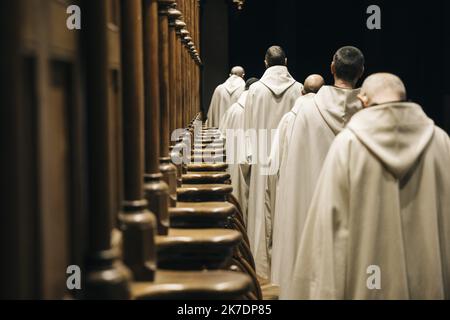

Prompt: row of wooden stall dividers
[
  {"left": 0, "top": 0, "right": 263, "bottom": 300},
  {"left": 87, "top": 0, "right": 262, "bottom": 299}
]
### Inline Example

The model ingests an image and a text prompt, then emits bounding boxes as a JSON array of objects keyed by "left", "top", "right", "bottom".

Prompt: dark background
[{"left": 202, "top": 0, "right": 450, "bottom": 132}]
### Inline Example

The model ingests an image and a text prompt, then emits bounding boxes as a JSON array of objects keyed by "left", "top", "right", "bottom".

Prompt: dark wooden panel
[
  {"left": 49, "top": 0, "right": 77, "bottom": 58},
  {"left": 42, "top": 60, "right": 72, "bottom": 298},
  {"left": 109, "top": 69, "right": 123, "bottom": 227}
]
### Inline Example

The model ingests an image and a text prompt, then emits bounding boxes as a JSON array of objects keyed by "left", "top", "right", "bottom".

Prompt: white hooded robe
[
  {"left": 206, "top": 75, "right": 245, "bottom": 128},
  {"left": 244, "top": 65, "right": 303, "bottom": 279},
  {"left": 264, "top": 93, "right": 315, "bottom": 279},
  {"left": 271, "top": 86, "right": 361, "bottom": 288},
  {"left": 220, "top": 91, "right": 250, "bottom": 223},
  {"left": 284, "top": 102, "right": 450, "bottom": 300}
]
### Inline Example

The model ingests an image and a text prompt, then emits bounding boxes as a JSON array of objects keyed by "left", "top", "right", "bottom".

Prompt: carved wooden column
[
  {"left": 195, "top": 0, "right": 202, "bottom": 118},
  {"left": 168, "top": 3, "right": 181, "bottom": 136},
  {"left": 191, "top": 0, "right": 197, "bottom": 120},
  {"left": 158, "top": 0, "right": 178, "bottom": 207},
  {"left": 185, "top": 0, "right": 192, "bottom": 123},
  {"left": 143, "top": 0, "right": 170, "bottom": 236},
  {"left": 187, "top": 41, "right": 195, "bottom": 121},
  {"left": 174, "top": 19, "right": 186, "bottom": 131},
  {"left": 185, "top": 33, "right": 192, "bottom": 125},
  {"left": 178, "top": 0, "right": 185, "bottom": 127},
  {"left": 83, "top": 0, "right": 131, "bottom": 299},
  {"left": 181, "top": 29, "right": 189, "bottom": 127},
  {"left": 119, "top": 0, "right": 157, "bottom": 281},
  {"left": 191, "top": 1, "right": 196, "bottom": 120},
  {"left": 183, "top": 35, "right": 190, "bottom": 125},
  {"left": 172, "top": 16, "right": 188, "bottom": 186},
  {"left": 180, "top": 29, "right": 193, "bottom": 149}
]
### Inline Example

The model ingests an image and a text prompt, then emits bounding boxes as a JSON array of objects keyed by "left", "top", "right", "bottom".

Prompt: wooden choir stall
[{"left": 0, "top": 0, "right": 270, "bottom": 300}]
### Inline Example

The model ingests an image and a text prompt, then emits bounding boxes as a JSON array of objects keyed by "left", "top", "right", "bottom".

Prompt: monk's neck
[{"left": 334, "top": 79, "right": 355, "bottom": 90}]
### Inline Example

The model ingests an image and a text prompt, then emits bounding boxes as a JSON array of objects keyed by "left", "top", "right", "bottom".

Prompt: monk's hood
[
  {"left": 237, "top": 91, "right": 249, "bottom": 108},
  {"left": 224, "top": 75, "right": 245, "bottom": 95},
  {"left": 314, "top": 86, "right": 362, "bottom": 135},
  {"left": 292, "top": 93, "right": 315, "bottom": 115},
  {"left": 259, "top": 66, "right": 297, "bottom": 97},
  {"left": 348, "top": 102, "right": 435, "bottom": 179}
]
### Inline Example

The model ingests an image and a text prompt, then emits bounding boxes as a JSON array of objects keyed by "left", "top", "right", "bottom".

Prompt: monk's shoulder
[
  {"left": 327, "top": 129, "right": 357, "bottom": 163},
  {"left": 295, "top": 95, "right": 319, "bottom": 118},
  {"left": 215, "top": 83, "right": 225, "bottom": 91},
  {"left": 429, "top": 126, "right": 450, "bottom": 156},
  {"left": 211, "top": 84, "right": 224, "bottom": 97},
  {"left": 283, "top": 82, "right": 303, "bottom": 98},
  {"left": 277, "top": 112, "right": 295, "bottom": 131},
  {"left": 289, "top": 98, "right": 325, "bottom": 137},
  {"left": 432, "top": 126, "right": 450, "bottom": 143},
  {"left": 249, "top": 81, "right": 269, "bottom": 94},
  {"left": 229, "top": 104, "right": 243, "bottom": 116},
  {"left": 292, "top": 81, "right": 304, "bottom": 92},
  {"left": 335, "top": 128, "right": 358, "bottom": 144}
]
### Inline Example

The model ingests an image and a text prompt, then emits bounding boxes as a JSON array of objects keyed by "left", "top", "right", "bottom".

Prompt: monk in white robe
[
  {"left": 206, "top": 66, "right": 245, "bottom": 128},
  {"left": 220, "top": 78, "right": 259, "bottom": 223},
  {"left": 264, "top": 75, "right": 324, "bottom": 280},
  {"left": 219, "top": 77, "right": 259, "bottom": 136},
  {"left": 272, "top": 46, "right": 365, "bottom": 289},
  {"left": 244, "top": 46, "right": 303, "bottom": 279},
  {"left": 285, "top": 73, "right": 450, "bottom": 300}
]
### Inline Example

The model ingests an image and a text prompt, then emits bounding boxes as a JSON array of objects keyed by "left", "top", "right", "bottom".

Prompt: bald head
[
  {"left": 230, "top": 66, "right": 245, "bottom": 78},
  {"left": 358, "top": 73, "right": 407, "bottom": 107},
  {"left": 302, "top": 74, "right": 325, "bottom": 94}
]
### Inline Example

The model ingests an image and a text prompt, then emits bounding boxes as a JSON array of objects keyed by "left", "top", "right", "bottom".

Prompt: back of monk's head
[
  {"left": 245, "top": 77, "right": 259, "bottom": 90},
  {"left": 332, "top": 46, "right": 365, "bottom": 86},
  {"left": 265, "top": 46, "right": 287, "bottom": 68},
  {"left": 230, "top": 66, "right": 245, "bottom": 78},
  {"left": 303, "top": 74, "right": 325, "bottom": 94},
  {"left": 358, "top": 73, "right": 407, "bottom": 107}
]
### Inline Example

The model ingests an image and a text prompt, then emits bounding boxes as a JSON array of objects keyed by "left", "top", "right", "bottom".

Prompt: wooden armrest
[{"left": 132, "top": 270, "right": 252, "bottom": 300}]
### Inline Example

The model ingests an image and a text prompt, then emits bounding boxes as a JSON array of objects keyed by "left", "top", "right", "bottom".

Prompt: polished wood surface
[
  {"left": 158, "top": 0, "right": 172, "bottom": 157},
  {"left": 188, "top": 154, "right": 226, "bottom": 163},
  {"left": 187, "top": 163, "right": 229, "bottom": 172},
  {"left": 157, "top": 1, "right": 178, "bottom": 209},
  {"left": 177, "top": 184, "right": 233, "bottom": 202},
  {"left": 143, "top": 0, "right": 170, "bottom": 236},
  {"left": 132, "top": 270, "right": 252, "bottom": 300},
  {"left": 170, "top": 201, "right": 236, "bottom": 228},
  {"left": 156, "top": 228, "right": 242, "bottom": 270},
  {"left": 193, "top": 142, "right": 225, "bottom": 149},
  {"left": 2, "top": 0, "right": 258, "bottom": 301},
  {"left": 143, "top": 0, "right": 162, "bottom": 174},
  {"left": 121, "top": 0, "right": 146, "bottom": 201},
  {"left": 119, "top": 0, "right": 157, "bottom": 282},
  {"left": 83, "top": 0, "right": 131, "bottom": 299},
  {"left": 182, "top": 172, "right": 231, "bottom": 185},
  {"left": 168, "top": 3, "right": 182, "bottom": 135}
]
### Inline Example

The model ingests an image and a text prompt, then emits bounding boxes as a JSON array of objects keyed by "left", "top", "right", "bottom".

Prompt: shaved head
[
  {"left": 303, "top": 74, "right": 325, "bottom": 94},
  {"left": 230, "top": 66, "right": 245, "bottom": 78},
  {"left": 359, "top": 73, "right": 407, "bottom": 107}
]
